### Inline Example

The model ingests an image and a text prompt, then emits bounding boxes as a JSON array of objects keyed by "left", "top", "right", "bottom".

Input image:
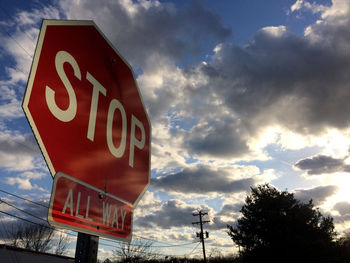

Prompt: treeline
[
  {"left": 102, "top": 184, "right": 350, "bottom": 263},
  {"left": 99, "top": 256, "right": 240, "bottom": 263},
  {"left": 6, "top": 184, "right": 350, "bottom": 263}
]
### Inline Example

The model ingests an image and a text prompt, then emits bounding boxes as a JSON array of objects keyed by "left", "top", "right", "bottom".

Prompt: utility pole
[{"left": 192, "top": 210, "right": 210, "bottom": 263}]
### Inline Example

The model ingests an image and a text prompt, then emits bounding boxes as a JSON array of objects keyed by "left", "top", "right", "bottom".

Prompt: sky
[{"left": 1, "top": 0, "right": 350, "bottom": 259}]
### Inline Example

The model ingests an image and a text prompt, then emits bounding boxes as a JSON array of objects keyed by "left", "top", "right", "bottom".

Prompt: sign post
[
  {"left": 75, "top": 233, "right": 99, "bottom": 263},
  {"left": 22, "top": 19, "right": 151, "bottom": 262}
]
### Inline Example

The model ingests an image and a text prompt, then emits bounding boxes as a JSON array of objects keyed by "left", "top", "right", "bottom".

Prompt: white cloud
[
  {"left": 134, "top": 191, "right": 162, "bottom": 217},
  {"left": 290, "top": 0, "right": 304, "bottom": 12},
  {"left": 261, "top": 26, "right": 287, "bottom": 37},
  {"left": 15, "top": 6, "right": 61, "bottom": 27},
  {"left": 321, "top": 0, "right": 350, "bottom": 22},
  {"left": 5, "top": 177, "right": 33, "bottom": 190},
  {"left": 0, "top": 130, "right": 42, "bottom": 171},
  {"left": 150, "top": 122, "right": 189, "bottom": 173},
  {"left": 0, "top": 98, "right": 23, "bottom": 119},
  {"left": 5, "top": 171, "right": 47, "bottom": 191},
  {"left": 178, "top": 1, "right": 350, "bottom": 163},
  {"left": 98, "top": 247, "right": 114, "bottom": 260},
  {"left": 290, "top": 0, "right": 328, "bottom": 14},
  {"left": 0, "top": 4, "right": 61, "bottom": 97}
]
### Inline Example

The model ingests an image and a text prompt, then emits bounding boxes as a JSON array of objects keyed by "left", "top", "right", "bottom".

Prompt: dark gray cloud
[
  {"left": 134, "top": 199, "right": 207, "bottom": 229},
  {"left": 294, "top": 185, "right": 338, "bottom": 205},
  {"left": 58, "top": 0, "right": 350, "bottom": 161},
  {"left": 151, "top": 166, "right": 255, "bottom": 194},
  {"left": 8, "top": 0, "right": 350, "bottom": 164},
  {"left": 0, "top": 133, "right": 42, "bottom": 170},
  {"left": 208, "top": 216, "right": 237, "bottom": 231},
  {"left": 184, "top": 118, "right": 250, "bottom": 158},
  {"left": 333, "top": 201, "right": 350, "bottom": 216},
  {"left": 332, "top": 201, "right": 350, "bottom": 227},
  {"left": 61, "top": 0, "right": 231, "bottom": 69},
  {"left": 134, "top": 199, "right": 236, "bottom": 230},
  {"left": 217, "top": 203, "right": 243, "bottom": 217},
  {"left": 0, "top": 133, "right": 40, "bottom": 155},
  {"left": 195, "top": 26, "right": 350, "bottom": 135},
  {"left": 59, "top": 0, "right": 231, "bottom": 127},
  {"left": 134, "top": 198, "right": 233, "bottom": 231},
  {"left": 206, "top": 203, "right": 242, "bottom": 230},
  {"left": 295, "top": 155, "right": 350, "bottom": 175},
  {"left": 179, "top": 3, "right": 350, "bottom": 158}
]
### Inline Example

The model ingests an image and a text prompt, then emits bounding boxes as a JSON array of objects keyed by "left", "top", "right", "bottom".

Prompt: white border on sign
[
  {"left": 48, "top": 172, "right": 133, "bottom": 242},
  {"left": 22, "top": 19, "right": 151, "bottom": 207},
  {"left": 22, "top": 20, "right": 96, "bottom": 179}
]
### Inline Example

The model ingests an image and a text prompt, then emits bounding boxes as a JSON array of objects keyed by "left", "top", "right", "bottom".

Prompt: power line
[
  {"left": 0, "top": 188, "right": 194, "bottom": 247},
  {"left": 133, "top": 233, "right": 194, "bottom": 246},
  {"left": 150, "top": 241, "right": 198, "bottom": 248},
  {"left": 185, "top": 241, "right": 201, "bottom": 256},
  {"left": 0, "top": 207, "right": 202, "bottom": 258},
  {"left": 0, "top": 5, "right": 34, "bottom": 77},
  {"left": 0, "top": 188, "right": 203, "bottom": 254},
  {"left": 0, "top": 209, "right": 181, "bottom": 258},
  {"left": 0, "top": 11, "right": 33, "bottom": 60},
  {"left": 0, "top": 198, "right": 48, "bottom": 223},
  {"left": 98, "top": 241, "right": 175, "bottom": 257},
  {"left": 0, "top": 49, "right": 30, "bottom": 76},
  {"left": 0, "top": 26, "right": 33, "bottom": 58},
  {"left": 132, "top": 234, "right": 199, "bottom": 247},
  {"left": 0, "top": 209, "right": 77, "bottom": 238},
  {"left": 0, "top": 188, "right": 48, "bottom": 209},
  {"left": 0, "top": 5, "right": 35, "bottom": 43},
  {"left": 0, "top": 210, "right": 49, "bottom": 228},
  {"left": 0, "top": 192, "right": 77, "bottom": 239},
  {"left": 107, "top": 240, "right": 201, "bottom": 258},
  {"left": 100, "top": 236, "right": 198, "bottom": 248}
]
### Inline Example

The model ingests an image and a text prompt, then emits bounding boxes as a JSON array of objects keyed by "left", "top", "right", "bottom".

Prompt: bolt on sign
[{"left": 22, "top": 20, "right": 151, "bottom": 241}]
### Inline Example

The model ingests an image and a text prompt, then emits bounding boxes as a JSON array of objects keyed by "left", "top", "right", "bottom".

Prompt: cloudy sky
[{"left": 1, "top": 0, "right": 350, "bottom": 259}]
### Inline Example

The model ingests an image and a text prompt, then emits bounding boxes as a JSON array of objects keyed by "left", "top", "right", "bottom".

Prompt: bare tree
[
  {"left": 54, "top": 231, "right": 69, "bottom": 255},
  {"left": 8, "top": 223, "right": 69, "bottom": 255},
  {"left": 113, "top": 238, "right": 154, "bottom": 262},
  {"left": 208, "top": 248, "right": 223, "bottom": 259},
  {"left": 9, "top": 223, "right": 54, "bottom": 252}
]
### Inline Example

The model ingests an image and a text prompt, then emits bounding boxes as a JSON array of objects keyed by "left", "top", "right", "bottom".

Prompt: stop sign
[{"left": 23, "top": 20, "right": 151, "bottom": 207}]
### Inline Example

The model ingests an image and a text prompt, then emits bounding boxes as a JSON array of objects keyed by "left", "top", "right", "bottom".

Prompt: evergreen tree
[{"left": 227, "top": 184, "right": 338, "bottom": 263}]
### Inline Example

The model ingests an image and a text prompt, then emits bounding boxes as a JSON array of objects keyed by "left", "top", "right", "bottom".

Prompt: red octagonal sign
[{"left": 23, "top": 20, "right": 151, "bottom": 240}]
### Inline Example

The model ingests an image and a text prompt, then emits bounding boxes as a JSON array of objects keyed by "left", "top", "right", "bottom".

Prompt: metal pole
[{"left": 75, "top": 232, "right": 99, "bottom": 263}]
